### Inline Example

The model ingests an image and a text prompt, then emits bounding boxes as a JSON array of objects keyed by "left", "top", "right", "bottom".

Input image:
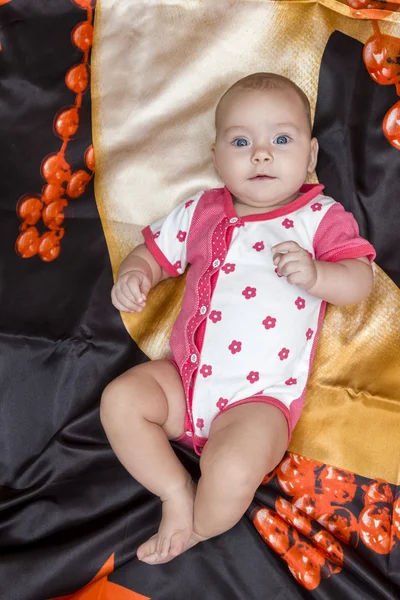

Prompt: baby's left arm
[{"left": 273, "top": 241, "right": 373, "bottom": 306}]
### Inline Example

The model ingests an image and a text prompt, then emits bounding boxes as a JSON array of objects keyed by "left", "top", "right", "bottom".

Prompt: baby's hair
[{"left": 215, "top": 72, "right": 312, "bottom": 132}]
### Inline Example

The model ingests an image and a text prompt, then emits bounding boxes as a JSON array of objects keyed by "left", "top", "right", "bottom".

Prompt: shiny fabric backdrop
[{"left": 0, "top": 0, "right": 399, "bottom": 599}]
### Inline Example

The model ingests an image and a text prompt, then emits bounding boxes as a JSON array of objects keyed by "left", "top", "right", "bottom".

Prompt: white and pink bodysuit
[{"left": 143, "top": 184, "right": 375, "bottom": 455}]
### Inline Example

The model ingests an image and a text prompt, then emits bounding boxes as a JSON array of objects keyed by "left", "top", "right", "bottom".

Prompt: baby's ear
[{"left": 307, "top": 137, "right": 319, "bottom": 173}]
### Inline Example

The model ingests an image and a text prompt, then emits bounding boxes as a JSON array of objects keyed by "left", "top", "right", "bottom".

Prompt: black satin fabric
[
  {"left": 314, "top": 30, "right": 400, "bottom": 288},
  {"left": 0, "top": 3, "right": 399, "bottom": 600}
]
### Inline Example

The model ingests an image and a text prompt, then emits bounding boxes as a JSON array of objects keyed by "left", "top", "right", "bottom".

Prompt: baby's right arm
[{"left": 111, "top": 244, "right": 168, "bottom": 313}]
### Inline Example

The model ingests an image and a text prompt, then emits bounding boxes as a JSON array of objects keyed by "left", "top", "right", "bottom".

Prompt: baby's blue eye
[
  {"left": 275, "top": 135, "right": 290, "bottom": 145},
  {"left": 233, "top": 138, "right": 249, "bottom": 147}
]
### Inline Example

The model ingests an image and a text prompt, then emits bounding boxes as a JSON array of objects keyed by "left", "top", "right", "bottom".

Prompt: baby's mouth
[{"left": 249, "top": 174, "right": 276, "bottom": 180}]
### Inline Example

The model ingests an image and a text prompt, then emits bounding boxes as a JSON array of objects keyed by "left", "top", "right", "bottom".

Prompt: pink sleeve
[{"left": 313, "top": 203, "right": 375, "bottom": 263}]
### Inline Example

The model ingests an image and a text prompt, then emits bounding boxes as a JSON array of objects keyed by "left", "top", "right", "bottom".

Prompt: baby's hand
[
  {"left": 111, "top": 270, "right": 152, "bottom": 313},
  {"left": 272, "top": 241, "right": 317, "bottom": 291}
]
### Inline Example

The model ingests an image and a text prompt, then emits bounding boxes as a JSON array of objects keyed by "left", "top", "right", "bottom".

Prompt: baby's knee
[
  {"left": 100, "top": 376, "right": 131, "bottom": 427},
  {"left": 201, "top": 450, "right": 261, "bottom": 497}
]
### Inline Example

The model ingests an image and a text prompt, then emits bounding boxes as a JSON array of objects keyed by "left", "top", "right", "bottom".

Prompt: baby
[{"left": 100, "top": 73, "right": 375, "bottom": 565}]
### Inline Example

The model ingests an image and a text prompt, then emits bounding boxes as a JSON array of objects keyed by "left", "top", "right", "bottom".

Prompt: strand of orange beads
[
  {"left": 346, "top": 2, "right": 400, "bottom": 151},
  {"left": 16, "top": 0, "right": 96, "bottom": 263}
]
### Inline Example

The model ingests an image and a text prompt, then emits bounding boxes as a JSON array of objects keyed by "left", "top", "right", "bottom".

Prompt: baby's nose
[{"left": 251, "top": 146, "right": 273, "bottom": 162}]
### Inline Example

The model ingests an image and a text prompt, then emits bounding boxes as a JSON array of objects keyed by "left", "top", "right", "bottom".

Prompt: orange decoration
[
  {"left": 55, "top": 108, "right": 80, "bottom": 139},
  {"left": 85, "top": 144, "right": 95, "bottom": 171},
  {"left": 16, "top": 3, "right": 94, "bottom": 261},
  {"left": 347, "top": 0, "right": 400, "bottom": 10},
  {"left": 42, "top": 183, "right": 65, "bottom": 205},
  {"left": 276, "top": 453, "right": 316, "bottom": 496},
  {"left": 362, "top": 479, "right": 394, "bottom": 505},
  {"left": 41, "top": 154, "right": 71, "bottom": 185},
  {"left": 49, "top": 553, "right": 150, "bottom": 600},
  {"left": 293, "top": 493, "right": 323, "bottom": 520},
  {"left": 275, "top": 496, "right": 312, "bottom": 537},
  {"left": 363, "top": 33, "right": 400, "bottom": 92},
  {"left": 359, "top": 505, "right": 394, "bottom": 554},
  {"left": 253, "top": 508, "right": 296, "bottom": 556},
  {"left": 72, "top": 21, "right": 93, "bottom": 52},
  {"left": 318, "top": 507, "right": 359, "bottom": 545},
  {"left": 316, "top": 466, "right": 357, "bottom": 507},
  {"left": 383, "top": 101, "right": 400, "bottom": 149},
  {"left": 71, "top": 0, "right": 95, "bottom": 8},
  {"left": 67, "top": 170, "right": 92, "bottom": 198},
  {"left": 38, "top": 231, "right": 63, "bottom": 262},
  {"left": 0, "top": 0, "right": 11, "bottom": 5},
  {"left": 65, "top": 63, "right": 89, "bottom": 94},
  {"left": 312, "top": 530, "right": 344, "bottom": 575},
  {"left": 42, "top": 199, "right": 68, "bottom": 230},
  {"left": 17, "top": 196, "right": 43, "bottom": 226},
  {"left": 16, "top": 227, "right": 40, "bottom": 258},
  {"left": 283, "top": 541, "right": 325, "bottom": 591},
  {"left": 393, "top": 496, "right": 400, "bottom": 541}
]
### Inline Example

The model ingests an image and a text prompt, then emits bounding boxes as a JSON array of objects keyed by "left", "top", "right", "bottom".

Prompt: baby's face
[{"left": 212, "top": 87, "right": 318, "bottom": 212}]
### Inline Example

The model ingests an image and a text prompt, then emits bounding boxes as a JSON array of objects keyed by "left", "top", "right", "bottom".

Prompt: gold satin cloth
[{"left": 92, "top": 0, "right": 400, "bottom": 484}]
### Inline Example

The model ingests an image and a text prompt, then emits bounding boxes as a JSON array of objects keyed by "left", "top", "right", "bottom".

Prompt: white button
[
  {"left": 230, "top": 217, "right": 238, "bottom": 224},
  {"left": 186, "top": 431, "right": 193, "bottom": 437},
  {"left": 200, "top": 305, "right": 207, "bottom": 315},
  {"left": 213, "top": 259, "right": 220, "bottom": 268},
  {"left": 190, "top": 353, "right": 197, "bottom": 363}
]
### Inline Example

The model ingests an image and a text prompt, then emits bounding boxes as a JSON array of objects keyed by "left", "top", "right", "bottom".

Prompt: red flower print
[
  {"left": 154, "top": 231, "right": 160, "bottom": 239},
  {"left": 311, "top": 202, "right": 322, "bottom": 212},
  {"left": 222, "top": 263, "right": 236, "bottom": 274},
  {"left": 185, "top": 200, "right": 194, "bottom": 208},
  {"left": 209, "top": 310, "right": 222, "bottom": 323},
  {"left": 275, "top": 267, "right": 283, "bottom": 278},
  {"left": 216, "top": 398, "right": 228, "bottom": 410},
  {"left": 173, "top": 260, "right": 182, "bottom": 270},
  {"left": 262, "top": 316, "right": 276, "bottom": 330},
  {"left": 295, "top": 297, "right": 306, "bottom": 310},
  {"left": 253, "top": 241, "right": 265, "bottom": 252},
  {"left": 228, "top": 340, "right": 242, "bottom": 354},
  {"left": 285, "top": 378, "right": 297, "bottom": 386},
  {"left": 306, "top": 328, "right": 314, "bottom": 340},
  {"left": 176, "top": 230, "right": 187, "bottom": 242},
  {"left": 246, "top": 371, "right": 260, "bottom": 384},
  {"left": 242, "top": 286, "right": 257, "bottom": 299},
  {"left": 200, "top": 364, "right": 212, "bottom": 378},
  {"left": 196, "top": 418, "right": 204, "bottom": 430},
  {"left": 282, "top": 218, "right": 294, "bottom": 229},
  {"left": 278, "top": 348, "right": 290, "bottom": 361}
]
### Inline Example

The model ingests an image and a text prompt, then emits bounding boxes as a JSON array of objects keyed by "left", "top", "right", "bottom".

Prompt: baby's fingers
[
  {"left": 111, "top": 286, "right": 142, "bottom": 313},
  {"left": 122, "top": 280, "right": 146, "bottom": 306}
]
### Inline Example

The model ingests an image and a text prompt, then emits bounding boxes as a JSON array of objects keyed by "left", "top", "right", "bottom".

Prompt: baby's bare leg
[
  {"left": 191, "top": 403, "right": 288, "bottom": 545},
  {"left": 100, "top": 359, "right": 194, "bottom": 564}
]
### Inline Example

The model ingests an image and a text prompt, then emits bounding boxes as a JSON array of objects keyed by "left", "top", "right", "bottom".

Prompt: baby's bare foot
[{"left": 137, "top": 478, "right": 196, "bottom": 564}]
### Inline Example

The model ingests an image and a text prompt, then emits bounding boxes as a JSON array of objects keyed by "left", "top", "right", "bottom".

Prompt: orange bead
[
  {"left": 67, "top": 170, "right": 91, "bottom": 198},
  {"left": 72, "top": 0, "right": 94, "bottom": 8},
  {"left": 41, "top": 153, "right": 71, "bottom": 184},
  {"left": 72, "top": 21, "right": 93, "bottom": 52},
  {"left": 55, "top": 107, "right": 80, "bottom": 139},
  {"left": 15, "top": 227, "right": 40, "bottom": 258},
  {"left": 383, "top": 101, "right": 400, "bottom": 150},
  {"left": 42, "top": 183, "right": 65, "bottom": 204},
  {"left": 17, "top": 196, "right": 43, "bottom": 225},
  {"left": 84, "top": 144, "right": 95, "bottom": 171},
  {"left": 38, "top": 231, "right": 63, "bottom": 262},
  {"left": 65, "top": 63, "right": 89, "bottom": 94},
  {"left": 42, "top": 199, "right": 68, "bottom": 230}
]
